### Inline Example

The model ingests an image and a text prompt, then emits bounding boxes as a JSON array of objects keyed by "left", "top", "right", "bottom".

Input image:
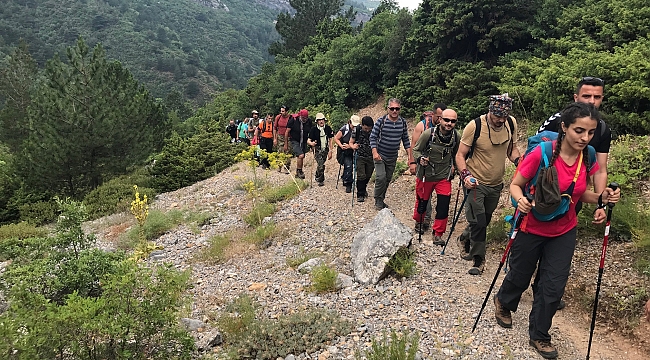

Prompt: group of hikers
[{"left": 223, "top": 77, "right": 642, "bottom": 359}]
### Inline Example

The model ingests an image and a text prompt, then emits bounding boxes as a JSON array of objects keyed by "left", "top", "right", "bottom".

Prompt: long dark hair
[{"left": 548, "top": 102, "right": 601, "bottom": 183}]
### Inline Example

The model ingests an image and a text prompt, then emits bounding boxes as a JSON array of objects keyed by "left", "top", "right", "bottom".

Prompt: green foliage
[
  {"left": 194, "top": 234, "right": 231, "bottom": 265},
  {"left": 0, "top": 0, "right": 280, "bottom": 100},
  {"left": 356, "top": 329, "right": 419, "bottom": 360},
  {"left": 20, "top": 38, "right": 167, "bottom": 198},
  {"left": 392, "top": 160, "right": 408, "bottom": 182},
  {"left": 217, "top": 294, "right": 258, "bottom": 341},
  {"left": 151, "top": 125, "right": 246, "bottom": 192},
  {"left": 486, "top": 211, "right": 514, "bottom": 244},
  {"left": 262, "top": 179, "right": 308, "bottom": 203},
  {"left": 0, "top": 199, "right": 194, "bottom": 358},
  {"left": 387, "top": 247, "right": 417, "bottom": 278},
  {"left": 222, "top": 307, "right": 352, "bottom": 359},
  {"left": 607, "top": 135, "right": 650, "bottom": 192},
  {"left": 124, "top": 209, "right": 185, "bottom": 245},
  {"left": 286, "top": 248, "right": 322, "bottom": 268},
  {"left": 82, "top": 170, "right": 156, "bottom": 219},
  {"left": 243, "top": 202, "right": 276, "bottom": 227},
  {"left": 242, "top": 223, "right": 277, "bottom": 247},
  {"left": 310, "top": 264, "right": 339, "bottom": 293},
  {"left": 0, "top": 222, "right": 47, "bottom": 241},
  {"left": 0, "top": 144, "right": 19, "bottom": 224},
  {"left": 17, "top": 199, "right": 58, "bottom": 226}
]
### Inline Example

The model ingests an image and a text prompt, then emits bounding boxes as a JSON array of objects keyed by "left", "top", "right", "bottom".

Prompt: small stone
[
  {"left": 318, "top": 350, "right": 329, "bottom": 360},
  {"left": 285, "top": 355, "right": 296, "bottom": 360},
  {"left": 248, "top": 282, "right": 267, "bottom": 291},
  {"left": 180, "top": 318, "right": 205, "bottom": 331}
]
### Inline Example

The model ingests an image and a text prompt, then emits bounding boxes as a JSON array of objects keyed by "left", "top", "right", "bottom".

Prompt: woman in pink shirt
[{"left": 493, "top": 102, "right": 620, "bottom": 359}]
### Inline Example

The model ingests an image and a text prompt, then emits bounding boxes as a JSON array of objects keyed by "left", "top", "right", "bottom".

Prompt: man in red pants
[{"left": 412, "top": 108, "right": 460, "bottom": 245}]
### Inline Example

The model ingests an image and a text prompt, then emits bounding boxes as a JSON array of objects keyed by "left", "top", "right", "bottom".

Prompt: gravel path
[{"left": 89, "top": 149, "right": 647, "bottom": 360}]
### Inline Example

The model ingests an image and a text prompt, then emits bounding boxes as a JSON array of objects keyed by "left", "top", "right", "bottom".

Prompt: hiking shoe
[
  {"left": 296, "top": 169, "right": 305, "bottom": 179},
  {"left": 494, "top": 296, "right": 512, "bottom": 328},
  {"left": 318, "top": 181, "right": 324, "bottom": 186},
  {"left": 529, "top": 339, "right": 558, "bottom": 359},
  {"left": 557, "top": 299, "right": 566, "bottom": 310},
  {"left": 374, "top": 200, "right": 386, "bottom": 210},
  {"left": 457, "top": 237, "right": 472, "bottom": 260},
  {"left": 345, "top": 184, "right": 352, "bottom": 193},
  {"left": 433, "top": 235, "right": 445, "bottom": 246},
  {"left": 357, "top": 195, "right": 365, "bottom": 202},
  {"left": 468, "top": 257, "right": 484, "bottom": 275}
]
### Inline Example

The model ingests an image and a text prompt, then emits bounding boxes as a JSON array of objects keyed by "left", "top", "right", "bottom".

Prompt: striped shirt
[{"left": 369, "top": 115, "right": 410, "bottom": 160}]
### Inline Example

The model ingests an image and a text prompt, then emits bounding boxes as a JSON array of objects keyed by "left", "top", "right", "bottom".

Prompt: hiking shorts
[
  {"left": 290, "top": 140, "right": 307, "bottom": 156},
  {"left": 277, "top": 134, "right": 291, "bottom": 154}
]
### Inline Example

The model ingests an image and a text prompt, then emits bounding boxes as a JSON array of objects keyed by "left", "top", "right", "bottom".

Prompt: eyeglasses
[
  {"left": 441, "top": 117, "right": 457, "bottom": 124},
  {"left": 580, "top": 77, "right": 604, "bottom": 86},
  {"left": 388, "top": 107, "right": 401, "bottom": 111}
]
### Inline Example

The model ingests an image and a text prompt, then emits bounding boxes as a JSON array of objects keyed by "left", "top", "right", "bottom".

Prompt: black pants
[
  {"left": 259, "top": 137, "right": 274, "bottom": 168},
  {"left": 496, "top": 227, "right": 576, "bottom": 341}
]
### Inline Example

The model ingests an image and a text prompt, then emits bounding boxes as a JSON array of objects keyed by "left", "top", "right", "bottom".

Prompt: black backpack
[
  {"left": 337, "top": 125, "right": 362, "bottom": 165},
  {"left": 466, "top": 115, "right": 515, "bottom": 159}
]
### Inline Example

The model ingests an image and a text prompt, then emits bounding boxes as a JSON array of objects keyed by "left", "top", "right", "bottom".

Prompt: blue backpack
[{"left": 511, "top": 131, "right": 597, "bottom": 221}]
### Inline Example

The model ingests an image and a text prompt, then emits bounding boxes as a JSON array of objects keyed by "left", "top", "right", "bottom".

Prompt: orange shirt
[{"left": 259, "top": 120, "right": 274, "bottom": 139}]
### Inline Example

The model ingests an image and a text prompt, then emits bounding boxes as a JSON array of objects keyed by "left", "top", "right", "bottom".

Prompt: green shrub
[
  {"left": 123, "top": 209, "right": 184, "bottom": 246},
  {"left": 242, "top": 223, "right": 276, "bottom": 247},
  {"left": 224, "top": 308, "right": 352, "bottom": 359},
  {"left": 310, "top": 264, "right": 338, "bottom": 293},
  {"left": 486, "top": 211, "right": 514, "bottom": 244},
  {"left": 286, "top": 248, "right": 321, "bottom": 268},
  {"left": 150, "top": 126, "right": 247, "bottom": 193},
  {"left": 388, "top": 248, "right": 417, "bottom": 278},
  {"left": 83, "top": 172, "right": 156, "bottom": 219},
  {"left": 194, "top": 234, "right": 231, "bottom": 265},
  {"left": 608, "top": 135, "right": 650, "bottom": 192},
  {"left": 243, "top": 202, "right": 276, "bottom": 227},
  {"left": 0, "top": 199, "right": 195, "bottom": 358},
  {"left": 356, "top": 329, "right": 419, "bottom": 360},
  {"left": 18, "top": 199, "right": 58, "bottom": 226},
  {"left": 0, "top": 222, "right": 47, "bottom": 241},
  {"left": 262, "top": 179, "right": 308, "bottom": 203},
  {"left": 392, "top": 160, "right": 408, "bottom": 182},
  {"left": 217, "top": 294, "right": 258, "bottom": 341}
]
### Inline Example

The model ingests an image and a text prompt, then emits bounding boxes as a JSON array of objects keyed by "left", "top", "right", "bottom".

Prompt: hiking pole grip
[
  {"left": 472, "top": 200, "right": 530, "bottom": 333},
  {"left": 586, "top": 184, "right": 617, "bottom": 360}
]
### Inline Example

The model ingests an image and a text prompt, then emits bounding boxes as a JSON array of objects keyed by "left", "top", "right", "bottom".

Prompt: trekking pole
[
  {"left": 336, "top": 163, "right": 342, "bottom": 189},
  {"left": 586, "top": 183, "right": 619, "bottom": 360},
  {"left": 310, "top": 148, "right": 314, "bottom": 187},
  {"left": 471, "top": 196, "right": 531, "bottom": 333},
  {"left": 351, "top": 151, "right": 357, "bottom": 207},
  {"left": 440, "top": 179, "right": 474, "bottom": 255}
]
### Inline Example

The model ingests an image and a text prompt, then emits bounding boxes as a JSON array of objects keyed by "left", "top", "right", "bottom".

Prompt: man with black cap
[
  {"left": 455, "top": 94, "right": 521, "bottom": 275},
  {"left": 285, "top": 109, "right": 312, "bottom": 179}
]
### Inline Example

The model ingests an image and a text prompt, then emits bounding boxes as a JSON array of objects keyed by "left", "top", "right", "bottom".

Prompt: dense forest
[{"left": 0, "top": 0, "right": 283, "bottom": 101}]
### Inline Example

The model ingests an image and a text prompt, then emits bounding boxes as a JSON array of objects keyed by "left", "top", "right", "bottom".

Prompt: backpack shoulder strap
[
  {"left": 355, "top": 124, "right": 362, "bottom": 140},
  {"left": 540, "top": 141, "right": 553, "bottom": 168},
  {"left": 587, "top": 145, "right": 597, "bottom": 172},
  {"left": 467, "top": 116, "right": 482, "bottom": 159}
]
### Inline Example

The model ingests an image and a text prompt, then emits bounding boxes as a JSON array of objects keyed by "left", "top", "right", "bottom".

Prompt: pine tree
[{"left": 20, "top": 38, "right": 167, "bottom": 197}]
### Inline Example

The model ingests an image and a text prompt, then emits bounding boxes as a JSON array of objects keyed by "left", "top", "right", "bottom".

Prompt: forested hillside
[{"left": 0, "top": 0, "right": 282, "bottom": 101}]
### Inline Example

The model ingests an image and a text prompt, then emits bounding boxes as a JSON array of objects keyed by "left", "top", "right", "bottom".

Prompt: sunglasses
[
  {"left": 580, "top": 77, "right": 604, "bottom": 86},
  {"left": 441, "top": 117, "right": 457, "bottom": 124},
  {"left": 388, "top": 107, "right": 401, "bottom": 111}
]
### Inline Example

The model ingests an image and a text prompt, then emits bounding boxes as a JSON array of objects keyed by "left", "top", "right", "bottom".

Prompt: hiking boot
[
  {"left": 374, "top": 200, "right": 386, "bottom": 211},
  {"left": 557, "top": 299, "right": 566, "bottom": 310},
  {"left": 296, "top": 169, "right": 305, "bottom": 179},
  {"left": 318, "top": 181, "right": 324, "bottom": 186},
  {"left": 468, "top": 257, "right": 484, "bottom": 275},
  {"left": 345, "top": 184, "right": 352, "bottom": 193},
  {"left": 433, "top": 235, "right": 445, "bottom": 246},
  {"left": 494, "top": 296, "right": 512, "bottom": 328},
  {"left": 357, "top": 194, "right": 365, "bottom": 202},
  {"left": 529, "top": 339, "right": 558, "bottom": 359},
  {"left": 457, "top": 236, "right": 471, "bottom": 260}
]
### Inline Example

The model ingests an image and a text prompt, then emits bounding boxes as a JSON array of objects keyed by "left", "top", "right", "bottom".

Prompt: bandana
[{"left": 489, "top": 94, "right": 513, "bottom": 117}]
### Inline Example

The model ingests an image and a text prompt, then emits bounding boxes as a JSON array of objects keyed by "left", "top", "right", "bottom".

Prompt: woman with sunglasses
[{"left": 495, "top": 102, "right": 620, "bottom": 359}]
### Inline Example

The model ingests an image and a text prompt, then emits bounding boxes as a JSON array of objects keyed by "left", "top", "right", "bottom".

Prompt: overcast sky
[{"left": 396, "top": 0, "right": 422, "bottom": 10}]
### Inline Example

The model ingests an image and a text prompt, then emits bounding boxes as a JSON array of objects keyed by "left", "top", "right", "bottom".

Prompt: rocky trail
[{"left": 86, "top": 147, "right": 650, "bottom": 359}]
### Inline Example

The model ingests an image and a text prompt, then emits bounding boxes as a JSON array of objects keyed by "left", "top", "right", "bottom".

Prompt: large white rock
[{"left": 351, "top": 209, "right": 412, "bottom": 285}]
